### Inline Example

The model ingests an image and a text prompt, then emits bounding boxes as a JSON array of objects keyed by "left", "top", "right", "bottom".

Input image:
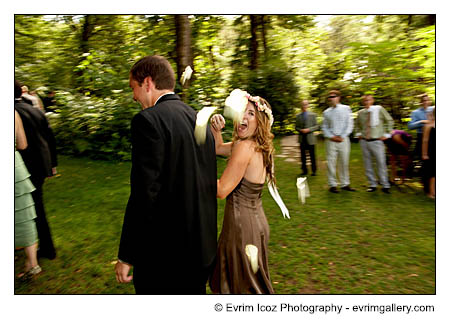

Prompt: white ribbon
[{"left": 268, "top": 180, "right": 290, "bottom": 219}]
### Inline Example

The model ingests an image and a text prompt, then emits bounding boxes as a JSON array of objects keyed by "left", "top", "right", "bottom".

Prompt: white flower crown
[{"left": 245, "top": 94, "right": 274, "bottom": 126}]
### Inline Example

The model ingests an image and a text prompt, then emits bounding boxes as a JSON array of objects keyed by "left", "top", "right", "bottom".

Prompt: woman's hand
[{"left": 211, "top": 114, "right": 226, "bottom": 132}]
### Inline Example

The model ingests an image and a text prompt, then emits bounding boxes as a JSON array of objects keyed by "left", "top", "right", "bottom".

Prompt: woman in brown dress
[{"left": 209, "top": 93, "right": 275, "bottom": 294}]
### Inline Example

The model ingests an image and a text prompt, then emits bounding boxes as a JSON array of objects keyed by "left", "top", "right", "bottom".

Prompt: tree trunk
[
  {"left": 174, "top": 14, "right": 193, "bottom": 99},
  {"left": 76, "top": 15, "right": 95, "bottom": 92},
  {"left": 249, "top": 15, "right": 259, "bottom": 70},
  {"left": 260, "top": 15, "right": 268, "bottom": 57}
]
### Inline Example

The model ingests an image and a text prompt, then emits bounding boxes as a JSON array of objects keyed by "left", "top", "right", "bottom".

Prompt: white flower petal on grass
[
  {"left": 224, "top": 89, "right": 248, "bottom": 124},
  {"left": 180, "top": 65, "right": 193, "bottom": 86},
  {"left": 194, "top": 106, "right": 217, "bottom": 145},
  {"left": 245, "top": 244, "right": 259, "bottom": 274}
]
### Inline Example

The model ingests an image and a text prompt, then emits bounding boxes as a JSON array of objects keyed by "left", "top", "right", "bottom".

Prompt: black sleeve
[
  {"left": 34, "top": 107, "right": 58, "bottom": 168},
  {"left": 118, "top": 113, "right": 165, "bottom": 265},
  {"left": 45, "top": 122, "right": 58, "bottom": 167}
]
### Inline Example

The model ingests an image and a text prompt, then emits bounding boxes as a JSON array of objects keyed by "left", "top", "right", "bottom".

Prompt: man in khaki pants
[
  {"left": 321, "top": 90, "right": 355, "bottom": 193},
  {"left": 354, "top": 95, "right": 393, "bottom": 193}
]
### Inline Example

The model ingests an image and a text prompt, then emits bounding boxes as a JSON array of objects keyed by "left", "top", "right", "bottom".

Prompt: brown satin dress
[{"left": 210, "top": 178, "right": 274, "bottom": 294}]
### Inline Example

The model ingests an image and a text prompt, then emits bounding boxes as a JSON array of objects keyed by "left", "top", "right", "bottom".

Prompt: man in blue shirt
[
  {"left": 408, "top": 94, "right": 434, "bottom": 137},
  {"left": 407, "top": 94, "right": 434, "bottom": 191}
]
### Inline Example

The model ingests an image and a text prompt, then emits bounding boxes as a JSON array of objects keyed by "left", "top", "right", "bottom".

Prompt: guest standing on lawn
[
  {"left": 354, "top": 95, "right": 394, "bottom": 193},
  {"left": 295, "top": 99, "right": 319, "bottom": 177},
  {"left": 422, "top": 107, "right": 436, "bottom": 199},
  {"left": 321, "top": 90, "right": 356, "bottom": 193},
  {"left": 15, "top": 80, "right": 58, "bottom": 260},
  {"left": 408, "top": 94, "right": 434, "bottom": 192},
  {"left": 15, "top": 110, "right": 41, "bottom": 280}
]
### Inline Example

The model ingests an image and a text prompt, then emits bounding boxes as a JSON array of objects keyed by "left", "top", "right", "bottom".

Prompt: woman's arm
[
  {"left": 15, "top": 110, "right": 28, "bottom": 150},
  {"left": 217, "top": 140, "right": 253, "bottom": 199},
  {"left": 422, "top": 124, "right": 431, "bottom": 160},
  {"left": 210, "top": 114, "right": 232, "bottom": 156}
]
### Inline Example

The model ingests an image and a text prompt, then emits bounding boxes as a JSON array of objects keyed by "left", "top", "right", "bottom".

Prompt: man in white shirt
[{"left": 321, "top": 90, "right": 356, "bottom": 193}]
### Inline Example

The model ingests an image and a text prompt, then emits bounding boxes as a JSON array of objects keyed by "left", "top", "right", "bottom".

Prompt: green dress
[{"left": 15, "top": 140, "right": 38, "bottom": 248}]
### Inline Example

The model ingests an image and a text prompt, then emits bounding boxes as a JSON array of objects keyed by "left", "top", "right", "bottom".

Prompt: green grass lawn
[{"left": 14, "top": 138, "right": 435, "bottom": 294}]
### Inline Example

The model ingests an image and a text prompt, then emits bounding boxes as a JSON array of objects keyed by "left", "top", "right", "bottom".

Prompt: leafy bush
[
  {"left": 48, "top": 90, "right": 139, "bottom": 161},
  {"left": 246, "top": 59, "right": 300, "bottom": 135}
]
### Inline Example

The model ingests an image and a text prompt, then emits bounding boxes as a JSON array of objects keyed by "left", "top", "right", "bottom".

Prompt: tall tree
[
  {"left": 249, "top": 15, "right": 259, "bottom": 70},
  {"left": 174, "top": 14, "right": 193, "bottom": 98}
]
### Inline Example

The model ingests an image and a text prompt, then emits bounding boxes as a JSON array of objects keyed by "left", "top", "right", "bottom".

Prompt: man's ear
[{"left": 144, "top": 76, "right": 155, "bottom": 92}]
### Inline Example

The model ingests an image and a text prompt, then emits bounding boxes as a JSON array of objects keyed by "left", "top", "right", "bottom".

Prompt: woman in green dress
[{"left": 15, "top": 110, "right": 41, "bottom": 279}]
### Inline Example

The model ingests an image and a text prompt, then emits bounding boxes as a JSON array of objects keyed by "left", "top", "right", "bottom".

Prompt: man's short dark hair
[
  {"left": 130, "top": 55, "right": 175, "bottom": 91},
  {"left": 329, "top": 89, "right": 341, "bottom": 97},
  {"left": 419, "top": 93, "right": 430, "bottom": 103},
  {"left": 15, "top": 80, "right": 23, "bottom": 99}
]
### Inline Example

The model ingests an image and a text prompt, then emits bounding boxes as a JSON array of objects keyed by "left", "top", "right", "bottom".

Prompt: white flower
[
  {"left": 245, "top": 244, "right": 259, "bottom": 274},
  {"left": 180, "top": 65, "right": 193, "bottom": 86},
  {"left": 224, "top": 89, "right": 248, "bottom": 124},
  {"left": 194, "top": 106, "right": 217, "bottom": 145}
]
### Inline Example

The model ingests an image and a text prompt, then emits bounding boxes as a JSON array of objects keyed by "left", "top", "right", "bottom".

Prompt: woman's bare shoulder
[{"left": 233, "top": 139, "right": 256, "bottom": 150}]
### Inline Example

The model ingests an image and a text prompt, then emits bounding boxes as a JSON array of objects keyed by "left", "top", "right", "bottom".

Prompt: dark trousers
[
  {"left": 300, "top": 141, "right": 316, "bottom": 174},
  {"left": 30, "top": 176, "right": 56, "bottom": 258},
  {"left": 413, "top": 133, "right": 429, "bottom": 193},
  {"left": 133, "top": 263, "right": 212, "bottom": 295}
]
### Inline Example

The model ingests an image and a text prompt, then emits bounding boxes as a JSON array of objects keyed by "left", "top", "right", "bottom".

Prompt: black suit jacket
[
  {"left": 15, "top": 99, "right": 57, "bottom": 181},
  {"left": 118, "top": 94, "right": 217, "bottom": 274}
]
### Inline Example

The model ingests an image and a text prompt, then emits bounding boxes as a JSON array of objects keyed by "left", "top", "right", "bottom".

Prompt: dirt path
[{"left": 278, "top": 135, "right": 300, "bottom": 163}]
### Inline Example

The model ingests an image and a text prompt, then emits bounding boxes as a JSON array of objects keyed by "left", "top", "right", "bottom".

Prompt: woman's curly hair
[{"left": 232, "top": 97, "right": 276, "bottom": 185}]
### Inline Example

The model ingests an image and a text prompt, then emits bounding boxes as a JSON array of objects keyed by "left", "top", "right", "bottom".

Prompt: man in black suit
[
  {"left": 14, "top": 80, "right": 58, "bottom": 259},
  {"left": 115, "top": 55, "right": 217, "bottom": 294}
]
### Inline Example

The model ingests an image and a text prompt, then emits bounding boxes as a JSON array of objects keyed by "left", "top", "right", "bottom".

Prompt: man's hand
[
  {"left": 300, "top": 128, "right": 310, "bottom": 134},
  {"left": 115, "top": 260, "right": 133, "bottom": 283},
  {"left": 330, "top": 136, "right": 343, "bottom": 142},
  {"left": 379, "top": 136, "right": 387, "bottom": 141}
]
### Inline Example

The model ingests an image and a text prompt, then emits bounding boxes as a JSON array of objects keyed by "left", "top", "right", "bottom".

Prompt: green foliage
[
  {"left": 246, "top": 57, "right": 300, "bottom": 135},
  {"left": 48, "top": 90, "right": 138, "bottom": 160},
  {"left": 15, "top": 15, "right": 435, "bottom": 160},
  {"left": 308, "top": 16, "right": 434, "bottom": 130}
]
